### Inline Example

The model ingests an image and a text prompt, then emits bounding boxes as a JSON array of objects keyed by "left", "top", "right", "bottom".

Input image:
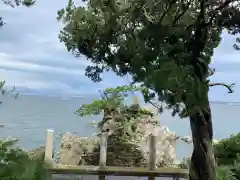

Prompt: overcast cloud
[{"left": 0, "top": 0, "right": 240, "bottom": 101}]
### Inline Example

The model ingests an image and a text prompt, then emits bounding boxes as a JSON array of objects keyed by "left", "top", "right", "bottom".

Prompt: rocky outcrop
[
  {"left": 59, "top": 133, "right": 99, "bottom": 165},
  {"left": 59, "top": 104, "right": 179, "bottom": 167},
  {"left": 27, "top": 146, "right": 45, "bottom": 161}
]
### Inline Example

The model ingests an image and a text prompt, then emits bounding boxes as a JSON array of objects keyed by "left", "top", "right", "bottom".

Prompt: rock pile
[{"left": 59, "top": 104, "right": 178, "bottom": 167}]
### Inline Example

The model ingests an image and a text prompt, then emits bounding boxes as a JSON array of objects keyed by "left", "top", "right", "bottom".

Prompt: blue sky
[{"left": 0, "top": 0, "right": 240, "bottom": 102}]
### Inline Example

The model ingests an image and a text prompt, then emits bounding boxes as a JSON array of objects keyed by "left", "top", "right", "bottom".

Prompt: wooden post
[
  {"left": 44, "top": 129, "right": 54, "bottom": 163},
  {"left": 148, "top": 133, "right": 157, "bottom": 180},
  {"left": 99, "top": 132, "right": 108, "bottom": 180}
]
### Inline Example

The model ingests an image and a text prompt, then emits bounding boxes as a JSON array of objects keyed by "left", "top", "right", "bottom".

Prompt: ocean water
[{"left": 0, "top": 94, "right": 239, "bottom": 179}]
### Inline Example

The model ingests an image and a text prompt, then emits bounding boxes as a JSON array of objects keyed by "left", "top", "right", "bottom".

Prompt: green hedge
[
  {"left": 214, "top": 133, "right": 240, "bottom": 180},
  {"left": 179, "top": 133, "right": 240, "bottom": 180}
]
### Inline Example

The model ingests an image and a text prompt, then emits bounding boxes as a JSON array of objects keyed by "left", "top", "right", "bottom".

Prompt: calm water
[{"left": 0, "top": 94, "right": 239, "bottom": 179}]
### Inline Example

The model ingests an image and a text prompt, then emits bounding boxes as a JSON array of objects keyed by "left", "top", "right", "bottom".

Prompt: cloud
[
  {"left": 206, "top": 32, "right": 240, "bottom": 102},
  {"left": 211, "top": 33, "right": 240, "bottom": 65},
  {"left": 0, "top": 69, "right": 70, "bottom": 90},
  {"left": 0, "top": 0, "right": 240, "bottom": 101},
  {"left": 0, "top": 53, "right": 85, "bottom": 76},
  {"left": 0, "top": 0, "right": 129, "bottom": 96}
]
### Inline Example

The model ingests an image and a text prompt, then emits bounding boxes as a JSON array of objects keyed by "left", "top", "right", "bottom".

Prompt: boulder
[
  {"left": 59, "top": 133, "right": 99, "bottom": 165},
  {"left": 59, "top": 105, "right": 178, "bottom": 167}
]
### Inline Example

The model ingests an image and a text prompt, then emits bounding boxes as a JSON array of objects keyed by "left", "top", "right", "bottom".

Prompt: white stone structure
[{"left": 59, "top": 104, "right": 179, "bottom": 167}]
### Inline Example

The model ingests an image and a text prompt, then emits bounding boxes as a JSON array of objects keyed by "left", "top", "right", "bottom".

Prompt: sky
[{"left": 0, "top": 0, "right": 240, "bottom": 102}]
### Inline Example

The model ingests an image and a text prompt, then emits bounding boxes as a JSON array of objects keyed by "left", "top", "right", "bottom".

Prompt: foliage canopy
[
  {"left": 57, "top": 0, "right": 239, "bottom": 116},
  {"left": 76, "top": 85, "right": 153, "bottom": 131},
  {"left": 76, "top": 85, "right": 149, "bottom": 116}
]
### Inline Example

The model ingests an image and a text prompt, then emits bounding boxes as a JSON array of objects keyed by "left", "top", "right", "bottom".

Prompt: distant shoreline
[{"left": 3, "top": 93, "right": 240, "bottom": 105}]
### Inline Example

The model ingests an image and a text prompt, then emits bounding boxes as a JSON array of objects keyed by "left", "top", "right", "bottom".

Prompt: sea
[{"left": 0, "top": 94, "right": 239, "bottom": 180}]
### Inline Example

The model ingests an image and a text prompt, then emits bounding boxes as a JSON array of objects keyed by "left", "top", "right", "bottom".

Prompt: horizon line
[{"left": 8, "top": 92, "right": 240, "bottom": 105}]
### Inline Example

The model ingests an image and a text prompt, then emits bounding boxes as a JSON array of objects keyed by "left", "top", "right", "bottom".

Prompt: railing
[{"left": 44, "top": 129, "right": 188, "bottom": 180}]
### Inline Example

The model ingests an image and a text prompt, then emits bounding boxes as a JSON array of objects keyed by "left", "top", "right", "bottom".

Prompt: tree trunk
[{"left": 189, "top": 98, "right": 216, "bottom": 180}]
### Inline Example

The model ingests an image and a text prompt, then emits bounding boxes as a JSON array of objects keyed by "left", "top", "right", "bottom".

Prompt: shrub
[
  {"left": 214, "top": 133, "right": 240, "bottom": 180},
  {"left": 214, "top": 133, "right": 240, "bottom": 165},
  {"left": 178, "top": 157, "right": 237, "bottom": 180},
  {"left": 0, "top": 139, "right": 52, "bottom": 180},
  {"left": 216, "top": 165, "right": 237, "bottom": 180},
  {"left": 179, "top": 134, "right": 240, "bottom": 179}
]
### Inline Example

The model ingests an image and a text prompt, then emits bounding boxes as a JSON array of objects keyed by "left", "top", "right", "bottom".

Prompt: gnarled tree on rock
[{"left": 57, "top": 0, "right": 240, "bottom": 180}]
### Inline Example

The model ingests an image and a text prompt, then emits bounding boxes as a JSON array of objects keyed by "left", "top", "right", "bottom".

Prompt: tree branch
[
  {"left": 172, "top": 1, "right": 191, "bottom": 24},
  {"left": 208, "top": 82, "right": 235, "bottom": 93},
  {"left": 159, "top": 0, "right": 176, "bottom": 23},
  {"left": 206, "top": 0, "right": 236, "bottom": 26},
  {"left": 147, "top": 99, "right": 161, "bottom": 109}
]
